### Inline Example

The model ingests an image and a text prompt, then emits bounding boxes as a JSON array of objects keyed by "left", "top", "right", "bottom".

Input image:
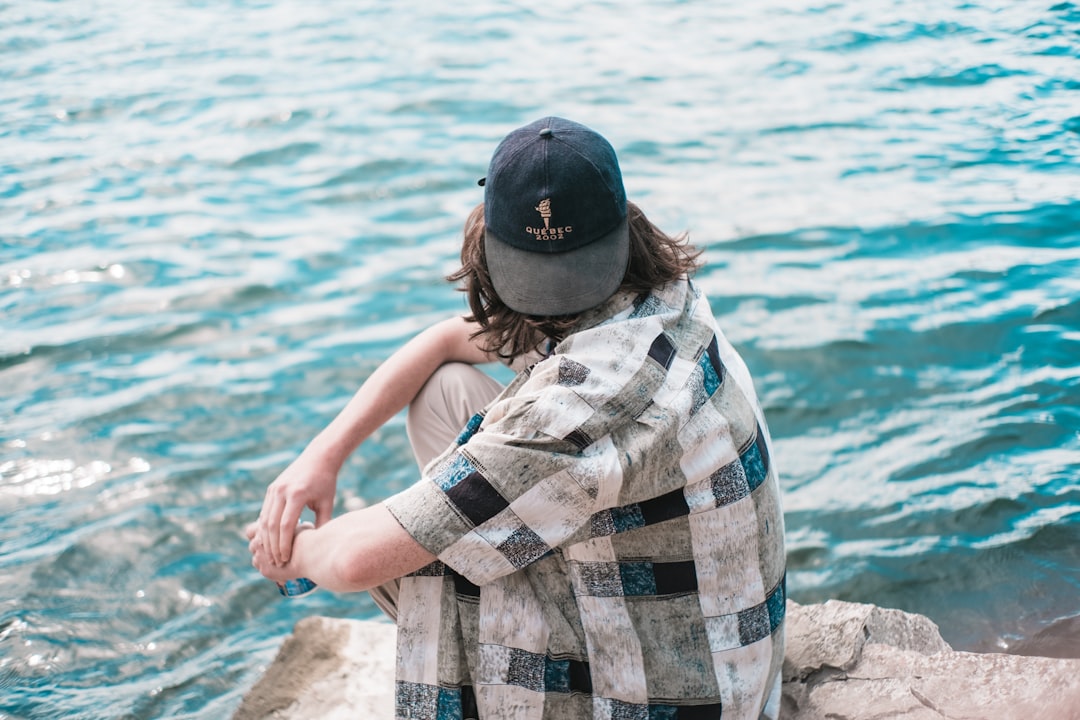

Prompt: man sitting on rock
[{"left": 248, "top": 116, "right": 787, "bottom": 720}]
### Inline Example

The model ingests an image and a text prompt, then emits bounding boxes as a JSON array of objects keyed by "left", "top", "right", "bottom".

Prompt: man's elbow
[{"left": 326, "top": 548, "right": 379, "bottom": 593}]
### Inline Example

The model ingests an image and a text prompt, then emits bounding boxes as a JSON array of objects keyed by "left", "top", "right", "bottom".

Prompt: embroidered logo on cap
[
  {"left": 525, "top": 198, "right": 573, "bottom": 242},
  {"left": 536, "top": 199, "right": 552, "bottom": 228}
]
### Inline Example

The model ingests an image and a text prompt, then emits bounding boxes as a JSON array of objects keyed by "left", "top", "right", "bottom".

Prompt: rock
[
  {"left": 782, "top": 600, "right": 1080, "bottom": 720},
  {"left": 234, "top": 615, "right": 395, "bottom": 720},
  {"left": 235, "top": 601, "right": 1080, "bottom": 719},
  {"left": 782, "top": 598, "right": 951, "bottom": 677}
]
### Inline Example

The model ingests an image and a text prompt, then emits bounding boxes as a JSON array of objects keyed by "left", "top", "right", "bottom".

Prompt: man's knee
[
  {"left": 410, "top": 363, "right": 478, "bottom": 423},
  {"left": 407, "top": 363, "right": 502, "bottom": 467}
]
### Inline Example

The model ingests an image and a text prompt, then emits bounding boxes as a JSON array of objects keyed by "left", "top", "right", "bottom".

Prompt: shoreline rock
[
  {"left": 236, "top": 600, "right": 1080, "bottom": 719},
  {"left": 781, "top": 600, "right": 1080, "bottom": 719},
  {"left": 234, "top": 614, "right": 396, "bottom": 720}
]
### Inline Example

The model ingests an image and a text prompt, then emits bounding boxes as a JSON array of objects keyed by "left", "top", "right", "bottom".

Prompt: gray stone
[
  {"left": 235, "top": 615, "right": 395, "bottom": 720},
  {"left": 782, "top": 599, "right": 1080, "bottom": 720},
  {"left": 235, "top": 600, "right": 1080, "bottom": 719}
]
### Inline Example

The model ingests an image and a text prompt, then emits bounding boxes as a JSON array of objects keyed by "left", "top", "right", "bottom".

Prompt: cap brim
[{"left": 484, "top": 218, "right": 629, "bottom": 316}]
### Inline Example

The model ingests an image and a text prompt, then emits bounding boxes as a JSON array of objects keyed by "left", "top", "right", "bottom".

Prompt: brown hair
[{"left": 448, "top": 202, "right": 703, "bottom": 360}]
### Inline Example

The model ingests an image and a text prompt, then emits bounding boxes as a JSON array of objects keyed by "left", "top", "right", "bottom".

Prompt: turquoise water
[{"left": 2, "top": 0, "right": 1079, "bottom": 717}]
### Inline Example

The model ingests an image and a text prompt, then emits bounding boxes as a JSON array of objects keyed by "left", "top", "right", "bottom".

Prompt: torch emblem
[{"left": 535, "top": 198, "right": 552, "bottom": 229}]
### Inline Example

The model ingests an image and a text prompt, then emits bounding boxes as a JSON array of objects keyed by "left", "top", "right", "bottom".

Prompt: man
[{"left": 249, "top": 117, "right": 786, "bottom": 719}]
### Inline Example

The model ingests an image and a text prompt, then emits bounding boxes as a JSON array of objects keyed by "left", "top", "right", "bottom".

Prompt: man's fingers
[
  {"left": 248, "top": 534, "right": 266, "bottom": 573},
  {"left": 276, "top": 502, "right": 303, "bottom": 565},
  {"left": 260, "top": 491, "right": 285, "bottom": 566}
]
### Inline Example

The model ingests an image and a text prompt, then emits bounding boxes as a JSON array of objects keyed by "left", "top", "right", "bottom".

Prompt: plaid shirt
[{"left": 386, "top": 278, "right": 786, "bottom": 720}]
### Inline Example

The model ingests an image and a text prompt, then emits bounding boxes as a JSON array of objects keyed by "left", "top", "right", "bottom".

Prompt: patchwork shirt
[{"left": 386, "top": 278, "right": 786, "bottom": 720}]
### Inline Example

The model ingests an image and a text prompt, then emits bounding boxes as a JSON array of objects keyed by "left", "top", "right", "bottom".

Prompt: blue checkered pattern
[
  {"left": 454, "top": 412, "right": 485, "bottom": 446},
  {"left": 396, "top": 682, "right": 465, "bottom": 720},
  {"left": 576, "top": 560, "right": 699, "bottom": 598}
]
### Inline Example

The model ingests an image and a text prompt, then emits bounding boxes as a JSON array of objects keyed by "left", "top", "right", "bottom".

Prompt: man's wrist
[{"left": 302, "top": 433, "right": 350, "bottom": 474}]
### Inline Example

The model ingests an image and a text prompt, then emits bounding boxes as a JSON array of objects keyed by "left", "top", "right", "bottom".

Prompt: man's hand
[
  {"left": 246, "top": 521, "right": 303, "bottom": 583},
  {"left": 256, "top": 450, "right": 338, "bottom": 566}
]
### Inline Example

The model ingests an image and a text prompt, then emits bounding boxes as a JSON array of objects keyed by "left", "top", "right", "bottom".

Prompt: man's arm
[
  {"left": 248, "top": 504, "right": 435, "bottom": 592},
  {"left": 256, "top": 316, "right": 495, "bottom": 566}
]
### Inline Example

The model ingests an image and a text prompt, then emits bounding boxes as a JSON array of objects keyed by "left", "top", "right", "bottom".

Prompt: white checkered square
[{"left": 705, "top": 613, "right": 743, "bottom": 653}]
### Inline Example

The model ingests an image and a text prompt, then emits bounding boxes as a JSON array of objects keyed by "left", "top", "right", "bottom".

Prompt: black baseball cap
[{"left": 482, "top": 117, "right": 630, "bottom": 316}]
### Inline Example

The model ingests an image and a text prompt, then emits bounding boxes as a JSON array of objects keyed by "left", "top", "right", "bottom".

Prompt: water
[{"left": 2, "top": 0, "right": 1078, "bottom": 717}]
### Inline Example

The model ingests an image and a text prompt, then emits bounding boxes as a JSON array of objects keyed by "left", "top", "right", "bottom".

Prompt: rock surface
[
  {"left": 236, "top": 600, "right": 1080, "bottom": 719},
  {"left": 234, "top": 615, "right": 396, "bottom": 720},
  {"left": 781, "top": 600, "right": 1080, "bottom": 719}
]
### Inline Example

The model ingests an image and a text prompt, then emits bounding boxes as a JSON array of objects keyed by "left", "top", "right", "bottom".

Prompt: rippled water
[{"left": 2, "top": 1, "right": 1079, "bottom": 717}]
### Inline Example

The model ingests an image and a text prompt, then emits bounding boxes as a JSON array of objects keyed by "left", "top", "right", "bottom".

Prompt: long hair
[{"left": 448, "top": 202, "right": 703, "bottom": 360}]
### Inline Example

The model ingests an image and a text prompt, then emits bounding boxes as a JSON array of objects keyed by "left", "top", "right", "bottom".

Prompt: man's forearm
[
  {"left": 287, "top": 504, "right": 436, "bottom": 593},
  {"left": 305, "top": 316, "right": 493, "bottom": 469}
]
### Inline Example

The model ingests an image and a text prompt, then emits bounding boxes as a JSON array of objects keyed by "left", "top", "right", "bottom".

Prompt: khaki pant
[{"left": 367, "top": 363, "right": 503, "bottom": 621}]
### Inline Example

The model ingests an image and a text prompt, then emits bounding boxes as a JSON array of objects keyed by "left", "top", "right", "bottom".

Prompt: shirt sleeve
[{"left": 384, "top": 360, "right": 623, "bottom": 587}]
